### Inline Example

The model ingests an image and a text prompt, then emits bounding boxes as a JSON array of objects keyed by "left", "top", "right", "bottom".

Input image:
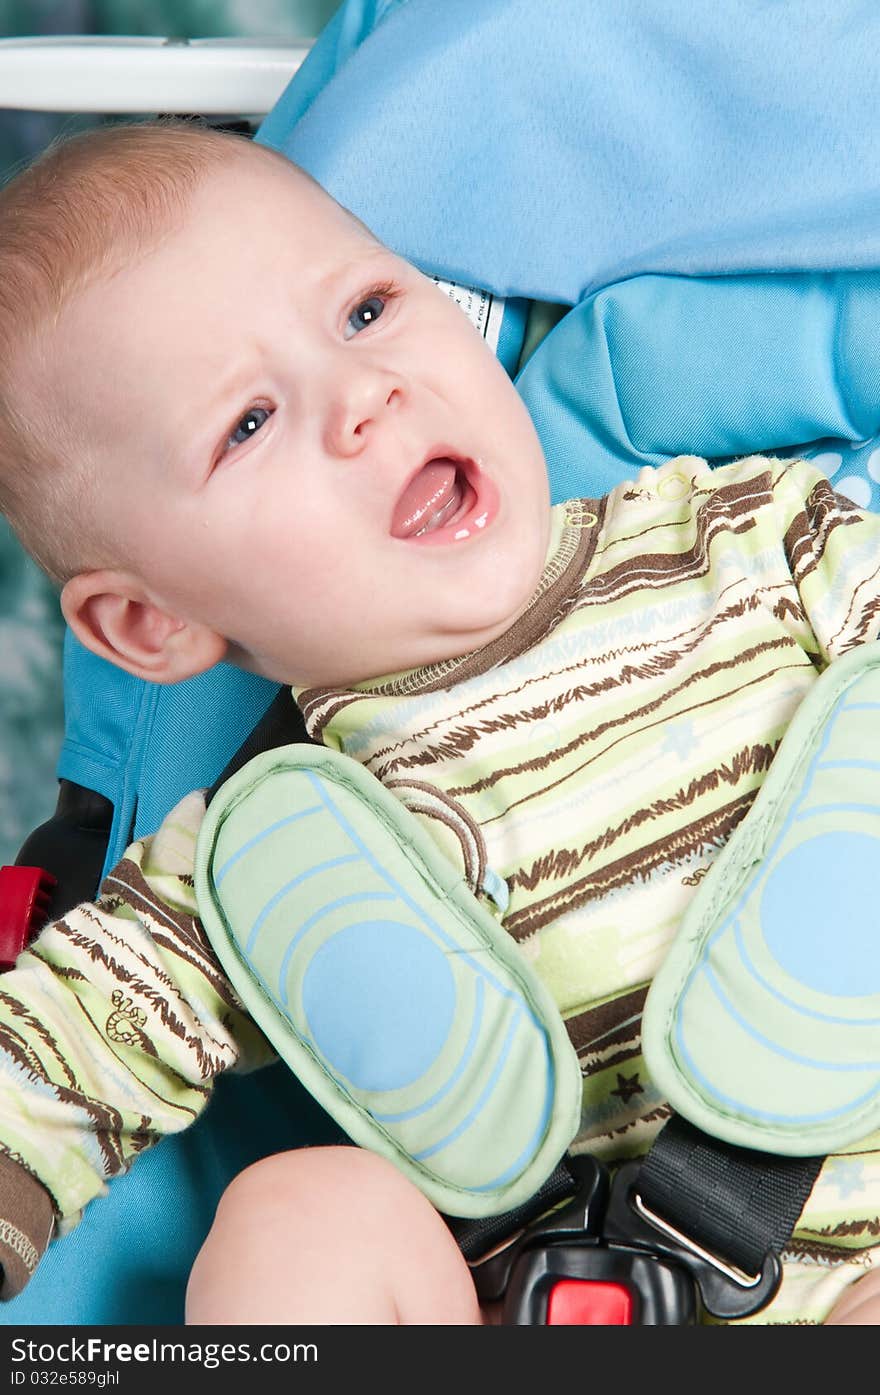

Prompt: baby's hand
[{"left": 825, "top": 1268, "right": 880, "bottom": 1324}]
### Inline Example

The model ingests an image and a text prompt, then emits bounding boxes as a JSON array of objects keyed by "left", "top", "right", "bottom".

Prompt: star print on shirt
[
  {"left": 611, "top": 1072, "right": 644, "bottom": 1104},
  {"left": 826, "top": 1158, "right": 866, "bottom": 1201},
  {"left": 661, "top": 720, "right": 695, "bottom": 760}
]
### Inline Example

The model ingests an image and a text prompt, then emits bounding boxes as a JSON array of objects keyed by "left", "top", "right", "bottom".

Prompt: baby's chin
[
  {"left": 283, "top": 625, "right": 509, "bottom": 691},
  {"left": 233, "top": 556, "right": 548, "bottom": 689},
  {"left": 394, "top": 593, "right": 546, "bottom": 675}
]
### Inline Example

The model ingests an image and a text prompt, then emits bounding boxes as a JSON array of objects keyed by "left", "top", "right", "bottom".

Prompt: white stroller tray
[{"left": 0, "top": 36, "right": 308, "bottom": 115}]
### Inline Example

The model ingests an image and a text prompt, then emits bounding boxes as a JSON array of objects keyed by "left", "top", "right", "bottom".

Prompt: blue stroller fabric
[
  {"left": 262, "top": 0, "right": 880, "bottom": 301},
  {"left": 517, "top": 270, "right": 880, "bottom": 504},
  {"left": 20, "top": 0, "right": 880, "bottom": 1323}
]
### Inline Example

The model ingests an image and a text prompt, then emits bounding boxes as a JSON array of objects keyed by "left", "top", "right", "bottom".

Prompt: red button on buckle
[
  {"left": 547, "top": 1279, "right": 634, "bottom": 1325},
  {"left": 0, "top": 866, "right": 57, "bottom": 970}
]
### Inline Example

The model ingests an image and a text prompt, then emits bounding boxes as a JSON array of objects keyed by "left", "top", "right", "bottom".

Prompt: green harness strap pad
[
  {"left": 194, "top": 744, "right": 581, "bottom": 1218},
  {"left": 643, "top": 642, "right": 880, "bottom": 1156}
]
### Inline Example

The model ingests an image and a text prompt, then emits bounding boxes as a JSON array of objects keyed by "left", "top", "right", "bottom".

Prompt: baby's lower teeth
[{"left": 422, "top": 488, "right": 462, "bottom": 535}]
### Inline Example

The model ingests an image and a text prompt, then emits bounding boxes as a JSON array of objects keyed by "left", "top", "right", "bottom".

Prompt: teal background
[{"left": 0, "top": 1, "right": 339, "bottom": 866}]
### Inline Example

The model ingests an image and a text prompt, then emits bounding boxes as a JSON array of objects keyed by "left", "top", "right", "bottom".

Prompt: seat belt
[
  {"left": 636, "top": 1117, "right": 823, "bottom": 1286},
  {"left": 206, "top": 685, "right": 312, "bottom": 801},
  {"left": 453, "top": 1119, "right": 822, "bottom": 1323},
  {"left": 201, "top": 692, "right": 826, "bottom": 1325}
]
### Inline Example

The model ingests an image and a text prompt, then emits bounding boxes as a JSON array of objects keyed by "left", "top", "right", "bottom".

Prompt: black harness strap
[
  {"left": 636, "top": 1116, "right": 823, "bottom": 1278},
  {"left": 445, "top": 1160, "right": 581, "bottom": 1263},
  {"left": 205, "top": 686, "right": 312, "bottom": 805}
]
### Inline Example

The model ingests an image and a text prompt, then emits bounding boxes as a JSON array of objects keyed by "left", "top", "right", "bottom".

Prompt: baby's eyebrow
[
  {"left": 205, "top": 364, "right": 256, "bottom": 421},
  {"left": 317, "top": 246, "right": 393, "bottom": 298},
  {"left": 176, "top": 360, "right": 262, "bottom": 480},
  {"left": 313, "top": 261, "right": 358, "bottom": 304}
]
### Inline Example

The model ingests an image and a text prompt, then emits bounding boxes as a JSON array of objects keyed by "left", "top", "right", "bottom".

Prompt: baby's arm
[
  {"left": 0, "top": 790, "right": 273, "bottom": 1298},
  {"left": 747, "top": 455, "right": 880, "bottom": 663}
]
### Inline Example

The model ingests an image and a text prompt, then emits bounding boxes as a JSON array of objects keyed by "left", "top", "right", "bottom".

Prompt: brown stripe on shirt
[
  {"left": 783, "top": 478, "right": 862, "bottom": 584},
  {"left": 443, "top": 638, "right": 795, "bottom": 806},
  {"left": 362, "top": 584, "right": 795, "bottom": 777},
  {"left": 564, "top": 985, "right": 649, "bottom": 1055},
  {"left": 45, "top": 902, "right": 238, "bottom": 1074},
  {"left": 580, "top": 473, "right": 770, "bottom": 604},
  {"left": 102, "top": 859, "right": 245, "bottom": 1013},
  {"left": 0, "top": 1009, "right": 77, "bottom": 1090},
  {"left": 504, "top": 788, "right": 763, "bottom": 940},
  {"left": 565, "top": 985, "right": 648, "bottom": 1072}
]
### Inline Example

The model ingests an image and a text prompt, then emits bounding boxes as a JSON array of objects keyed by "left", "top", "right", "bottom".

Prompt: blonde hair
[{"left": 0, "top": 119, "right": 261, "bottom": 584}]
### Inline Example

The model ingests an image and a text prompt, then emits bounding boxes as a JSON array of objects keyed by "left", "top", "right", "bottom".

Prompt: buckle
[
  {"left": 472, "top": 1155, "right": 697, "bottom": 1325},
  {"left": 630, "top": 1190, "right": 763, "bottom": 1289},
  {"left": 600, "top": 1161, "right": 781, "bottom": 1320},
  {"left": 0, "top": 866, "right": 56, "bottom": 970},
  {"left": 469, "top": 1155, "right": 781, "bottom": 1325}
]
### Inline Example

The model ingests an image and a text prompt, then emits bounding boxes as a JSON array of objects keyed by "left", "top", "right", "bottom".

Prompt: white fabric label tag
[{"left": 432, "top": 276, "right": 505, "bottom": 354}]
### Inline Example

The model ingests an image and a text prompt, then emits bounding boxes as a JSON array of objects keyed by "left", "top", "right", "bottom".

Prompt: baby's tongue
[{"left": 391, "top": 458, "right": 460, "bottom": 538}]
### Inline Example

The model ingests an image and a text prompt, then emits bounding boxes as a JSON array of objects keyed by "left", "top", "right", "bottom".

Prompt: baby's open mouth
[{"left": 390, "top": 456, "right": 477, "bottom": 539}]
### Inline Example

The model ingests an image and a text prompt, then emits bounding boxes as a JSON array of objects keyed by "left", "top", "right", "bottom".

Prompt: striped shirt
[
  {"left": 0, "top": 454, "right": 876, "bottom": 1320},
  {"left": 297, "top": 454, "right": 880, "bottom": 1320}
]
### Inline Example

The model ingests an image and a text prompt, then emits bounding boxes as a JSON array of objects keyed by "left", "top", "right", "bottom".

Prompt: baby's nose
[{"left": 327, "top": 373, "right": 403, "bottom": 457}]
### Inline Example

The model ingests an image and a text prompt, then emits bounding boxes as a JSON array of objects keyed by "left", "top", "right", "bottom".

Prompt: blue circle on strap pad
[
  {"left": 760, "top": 833, "right": 880, "bottom": 997},
  {"left": 302, "top": 920, "right": 456, "bottom": 1091}
]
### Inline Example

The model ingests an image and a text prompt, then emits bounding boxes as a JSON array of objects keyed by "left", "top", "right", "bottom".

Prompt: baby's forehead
[
  {"left": 36, "top": 155, "right": 384, "bottom": 406},
  {"left": 135, "top": 152, "right": 377, "bottom": 296},
  {"left": 201, "top": 142, "right": 373, "bottom": 239},
  {"left": 37, "top": 145, "right": 385, "bottom": 364}
]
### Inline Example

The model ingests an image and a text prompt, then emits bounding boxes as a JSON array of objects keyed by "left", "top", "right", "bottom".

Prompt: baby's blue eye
[
  {"left": 228, "top": 406, "right": 271, "bottom": 449},
  {"left": 346, "top": 294, "right": 386, "bottom": 336}
]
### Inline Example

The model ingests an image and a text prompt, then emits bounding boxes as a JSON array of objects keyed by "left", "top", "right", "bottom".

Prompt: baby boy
[{"left": 0, "top": 121, "right": 877, "bottom": 1326}]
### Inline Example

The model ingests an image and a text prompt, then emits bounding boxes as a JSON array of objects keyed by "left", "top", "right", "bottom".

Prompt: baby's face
[{"left": 44, "top": 148, "right": 551, "bottom": 686}]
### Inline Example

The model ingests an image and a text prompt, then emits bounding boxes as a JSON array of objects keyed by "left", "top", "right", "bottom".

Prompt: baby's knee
[
  {"left": 186, "top": 1146, "right": 390, "bottom": 1322},
  {"left": 214, "top": 1144, "right": 413, "bottom": 1232},
  {"left": 186, "top": 1146, "right": 481, "bottom": 1324}
]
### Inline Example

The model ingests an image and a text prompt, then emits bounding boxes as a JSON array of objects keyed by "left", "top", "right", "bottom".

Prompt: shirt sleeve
[
  {"left": 0, "top": 789, "right": 275, "bottom": 1234},
  {"left": 752, "top": 455, "right": 880, "bottom": 664}
]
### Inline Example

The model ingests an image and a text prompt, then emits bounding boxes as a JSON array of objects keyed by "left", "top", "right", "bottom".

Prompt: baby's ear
[{"left": 60, "top": 570, "right": 227, "bottom": 683}]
